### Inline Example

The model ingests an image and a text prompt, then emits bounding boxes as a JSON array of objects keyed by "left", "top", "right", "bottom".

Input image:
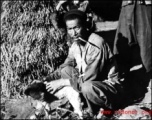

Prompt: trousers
[{"left": 61, "top": 66, "right": 124, "bottom": 114}]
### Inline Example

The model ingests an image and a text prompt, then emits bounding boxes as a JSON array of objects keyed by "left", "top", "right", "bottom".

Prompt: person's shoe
[
  {"left": 96, "top": 108, "right": 113, "bottom": 119},
  {"left": 82, "top": 108, "right": 96, "bottom": 119}
]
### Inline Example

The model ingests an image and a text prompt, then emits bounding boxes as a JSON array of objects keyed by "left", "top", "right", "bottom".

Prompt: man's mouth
[
  {"left": 74, "top": 37, "right": 87, "bottom": 43},
  {"left": 73, "top": 38, "right": 79, "bottom": 41},
  {"left": 72, "top": 36, "right": 79, "bottom": 39}
]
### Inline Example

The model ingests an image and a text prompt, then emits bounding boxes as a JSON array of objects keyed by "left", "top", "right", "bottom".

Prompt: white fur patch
[{"left": 55, "top": 86, "right": 83, "bottom": 118}]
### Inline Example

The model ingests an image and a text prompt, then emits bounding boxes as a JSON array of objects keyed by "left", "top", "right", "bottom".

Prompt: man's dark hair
[{"left": 64, "top": 9, "right": 87, "bottom": 24}]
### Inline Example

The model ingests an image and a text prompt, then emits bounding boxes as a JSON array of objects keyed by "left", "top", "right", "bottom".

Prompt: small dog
[
  {"left": 24, "top": 81, "right": 55, "bottom": 119},
  {"left": 24, "top": 80, "right": 83, "bottom": 119}
]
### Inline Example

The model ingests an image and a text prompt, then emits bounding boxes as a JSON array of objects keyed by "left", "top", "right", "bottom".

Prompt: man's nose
[{"left": 71, "top": 29, "right": 77, "bottom": 36}]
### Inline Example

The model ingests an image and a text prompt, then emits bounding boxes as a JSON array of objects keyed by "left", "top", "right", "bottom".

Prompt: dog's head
[
  {"left": 24, "top": 81, "right": 58, "bottom": 103},
  {"left": 24, "top": 81, "right": 58, "bottom": 119}
]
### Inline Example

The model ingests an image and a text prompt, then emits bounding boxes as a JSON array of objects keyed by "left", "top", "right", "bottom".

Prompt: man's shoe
[{"left": 82, "top": 108, "right": 96, "bottom": 119}]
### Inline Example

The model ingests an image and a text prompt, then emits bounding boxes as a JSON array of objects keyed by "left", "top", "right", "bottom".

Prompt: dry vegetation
[{"left": 1, "top": 0, "right": 68, "bottom": 104}]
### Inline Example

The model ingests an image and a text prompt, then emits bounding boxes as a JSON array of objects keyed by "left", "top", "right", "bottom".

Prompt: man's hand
[
  {"left": 44, "top": 80, "right": 62, "bottom": 94},
  {"left": 44, "top": 79, "right": 71, "bottom": 94}
]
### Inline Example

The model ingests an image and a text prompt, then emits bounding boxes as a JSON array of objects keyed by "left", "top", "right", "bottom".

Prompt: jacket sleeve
[
  {"left": 81, "top": 43, "right": 105, "bottom": 82},
  {"left": 80, "top": 34, "right": 116, "bottom": 84},
  {"left": 80, "top": 42, "right": 119, "bottom": 87}
]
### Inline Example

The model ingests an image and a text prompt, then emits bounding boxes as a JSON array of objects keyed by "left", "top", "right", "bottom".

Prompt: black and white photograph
[{"left": 1, "top": 0, "right": 151, "bottom": 119}]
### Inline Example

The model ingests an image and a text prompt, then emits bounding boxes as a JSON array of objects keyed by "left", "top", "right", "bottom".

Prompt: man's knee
[
  {"left": 61, "top": 66, "right": 74, "bottom": 79},
  {"left": 81, "top": 81, "right": 106, "bottom": 108},
  {"left": 81, "top": 81, "right": 107, "bottom": 102},
  {"left": 81, "top": 82, "right": 93, "bottom": 95},
  {"left": 61, "top": 66, "right": 79, "bottom": 80}
]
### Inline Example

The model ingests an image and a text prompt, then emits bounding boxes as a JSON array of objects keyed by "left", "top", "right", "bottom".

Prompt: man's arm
[
  {"left": 44, "top": 46, "right": 76, "bottom": 93},
  {"left": 45, "top": 78, "right": 71, "bottom": 94},
  {"left": 44, "top": 45, "right": 76, "bottom": 81},
  {"left": 80, "top": 34, "right": 116, "bottom": 85},
  {"left": 82, "top": 43, "right": 104, "bottom": 82},
  {"left": 45, "top": 53, "right": 76, "bottom": 93}
]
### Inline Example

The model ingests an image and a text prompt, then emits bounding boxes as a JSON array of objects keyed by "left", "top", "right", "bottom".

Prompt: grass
[{"left": 1, "top": 0, "right": 68, "bottom": 107}]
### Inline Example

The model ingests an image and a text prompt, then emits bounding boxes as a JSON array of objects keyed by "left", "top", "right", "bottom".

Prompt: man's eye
[
  {"left": 68, "top": 29, "right": 72, "bottom": 32},
  {"left": 75, "top": 27, "right": 80, "bottom": 31}
]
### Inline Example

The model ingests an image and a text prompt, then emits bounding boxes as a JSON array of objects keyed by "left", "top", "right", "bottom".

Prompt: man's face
[{"left": 66, "top": 18, "right": 85, "bottom": 40}]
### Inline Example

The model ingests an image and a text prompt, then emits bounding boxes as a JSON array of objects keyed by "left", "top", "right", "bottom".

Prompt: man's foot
[
  {"left": 97, "top": 108, "right": 114, "bottom": 119},
  {"left": 82, "top": 108, "right": 96, "bottom": 119}
]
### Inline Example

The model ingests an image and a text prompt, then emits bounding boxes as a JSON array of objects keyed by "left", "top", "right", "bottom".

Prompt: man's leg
[
  {"left": 61, "top": 66, "right": 80, "bottom": 92},
  {"left": 61, "top": 66, "right": 78, "bottom": 78},
  {"left": 81, "top": 81, "right": 124, "bottom": 114}
]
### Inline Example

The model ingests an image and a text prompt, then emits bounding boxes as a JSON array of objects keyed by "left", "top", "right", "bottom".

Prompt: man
[{"left": 45, "top": 9, "right": 124, "bottom": 118}]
